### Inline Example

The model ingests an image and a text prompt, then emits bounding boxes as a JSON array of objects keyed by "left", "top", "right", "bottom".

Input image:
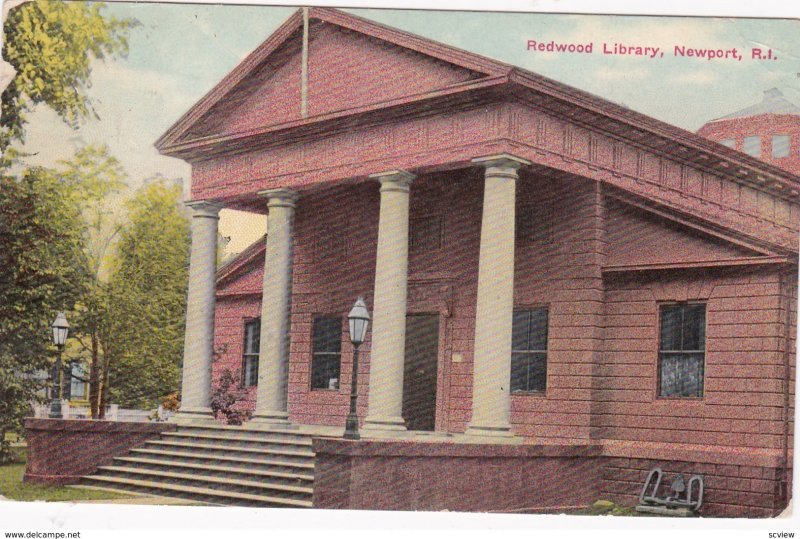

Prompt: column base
[
  {"left": 462, "top": 423, "right": 523, "bottom": 444},
  {"left": 360, "top": 416, "right": 409, "bottom": 439},
  {"left": 171, "top": 407, "right": 216, "bottom": 426},
  {"left": 249, "top": 411, "right": 298, "bottom": 430}
]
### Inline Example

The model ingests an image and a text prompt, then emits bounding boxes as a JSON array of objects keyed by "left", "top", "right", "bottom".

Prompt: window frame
[
  {"left": 656, "top": 302, "right": 707, "bottom": 400},
  {"left": 510, "top": 305, "right": 550, "bottom": 395},
  {"left": 241, "top": 318, "right": 260, "bottom": 388},
  {"left": 310, "top": 315, "right": 343, "bottom": 391}
]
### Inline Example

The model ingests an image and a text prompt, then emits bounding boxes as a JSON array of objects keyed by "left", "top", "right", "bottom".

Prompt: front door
[{"left": 402, "top": 314, "right": 440, "bottom": 431}]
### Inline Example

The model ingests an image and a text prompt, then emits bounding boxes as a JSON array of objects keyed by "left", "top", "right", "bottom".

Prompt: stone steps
[
  {"left": 79, "top": 424, "right": 316, "bottom": 507},
  {"left": 114, "top": 456, "right": 314, "bottom": 483}
]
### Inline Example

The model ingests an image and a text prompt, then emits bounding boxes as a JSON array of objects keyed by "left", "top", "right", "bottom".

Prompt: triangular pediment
[
  {"left": 158, "top": 8, "right": 506, "bottom": 149},
  {"left": 605, "top": 197, "right": 766, "bottom": 267}
]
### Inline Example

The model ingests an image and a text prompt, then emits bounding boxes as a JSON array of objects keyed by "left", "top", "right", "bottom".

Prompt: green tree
[
  {"left": 0, "top": 167, "right": 88, "bottom": 461},
  {"left": 1, "top": 0, "right": 137, "bottom": 153},
  {"left": 57, "top": 145, "right": 126, "bottom": 419},
  {"left": 104, "top": 180, "right": 190, "bottom": 410}
]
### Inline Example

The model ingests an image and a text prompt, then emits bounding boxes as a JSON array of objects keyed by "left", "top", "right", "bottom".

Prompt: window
[
  {"left": 516, "top": 204, "right": 553, "bottom": 244},
  {"left": 743, "top": 136, "right": 761, "bottom": 157},
  {"left": 410, "top": 216, "right": 442, "bottom": 252},
  {"left": 719, "top": 138, "right": 735, "bottom": 149},
  {"left": 658, "top": 303, "right": 706, "bottom": 398},
  {"left": 69, "top": 362, "right": 87, "bottom": 400},
  {"left": 311, "top": 316, "right": 342, "bottom": 390},
  {"left": 242, "top": 319, "right": 260, "bottom": 387},
  {"left": 772, "top": 135, "right": 790, "bottom": 158},
  {"left": 511, "top": 308, "right": 549, "bottom": 392}
]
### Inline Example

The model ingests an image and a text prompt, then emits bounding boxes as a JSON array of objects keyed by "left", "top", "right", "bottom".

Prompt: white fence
[{"left": 32, "top": 402, "right": 175, "bottom": 422}]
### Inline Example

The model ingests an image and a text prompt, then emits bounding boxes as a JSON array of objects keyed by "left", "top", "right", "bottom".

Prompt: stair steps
[{"left": 78, "top": 424, "right": 316, "bottom": 507}]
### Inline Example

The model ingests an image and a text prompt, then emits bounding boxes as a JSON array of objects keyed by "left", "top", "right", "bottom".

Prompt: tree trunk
[
  {"left": 89, "top": 330, "right": 101, "bottom": 419},
  {"left": 99, "top": 351, "right": 113, "bottom": 420}
]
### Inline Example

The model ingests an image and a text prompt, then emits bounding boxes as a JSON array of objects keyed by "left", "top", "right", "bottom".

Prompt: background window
[
  {"left": 743, "top": 136, "right": 761, "bottom": 157},
  {"left": 242, "top": 319, "right": 260, "bottom": 387},
  {"left": 516, "top": 204, "right": 553, "bottom": 244},
  {"left": 719, "top": 138, "right": 735, "bottom": 149},
  {"left": 772, "top": 135, "right": 790, "bottom": 158},
  {"left": 511, "top": 308, "right": 548, "bottom": 392},
  {"left": 311, "top": 316, "right": 342, "bottom": 390},
  {"left": 659, "top": 303, "right": 706, "bottom": 398},
  {"left": 69, "top": 362, "right": 87, "bottom": 400},
  {"left": 410, "top": 216, "right": 442, "bottom": 252}
]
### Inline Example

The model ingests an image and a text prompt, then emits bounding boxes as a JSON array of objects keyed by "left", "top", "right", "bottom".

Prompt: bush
[{"left": 210, "top": 369, "right": 251, "bottom": 426}]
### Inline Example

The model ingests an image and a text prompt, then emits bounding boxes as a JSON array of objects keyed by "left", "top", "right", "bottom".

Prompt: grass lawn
[{"left": 0, "top": 446, "right": 130, "bottom": 502}]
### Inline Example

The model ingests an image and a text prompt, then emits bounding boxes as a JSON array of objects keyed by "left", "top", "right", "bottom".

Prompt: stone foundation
[{"left": 313, "top": 438, "right": 603, "bottom": 512}]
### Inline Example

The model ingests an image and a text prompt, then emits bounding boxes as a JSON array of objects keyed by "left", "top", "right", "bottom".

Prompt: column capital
[
  {"left": 369, "top": 169, "right": 416, "bottom": 192},
  {"left": 257, "top": 188, "right": 300, "bottom": 209},
  {"left": 185, "top": 200, "right": 223, "bottom": 218},
  {"left": 471, "top": 153, "right": 531, "bottom": 171}
]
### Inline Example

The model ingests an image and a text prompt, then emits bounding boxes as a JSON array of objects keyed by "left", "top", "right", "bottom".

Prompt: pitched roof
[
  {"left": 157, "top": 7, "right": 800, "bottom": 196},
  {"left": 216, "top": 234, "right": 266, "bottom": 287},
  {"left": 711, "top": 88, "right": 800, "bottom": 122}
]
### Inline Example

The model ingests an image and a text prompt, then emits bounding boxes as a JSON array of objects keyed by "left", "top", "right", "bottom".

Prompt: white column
[
  {"left": 175, "top": 200, "right": 222, "bottom": 422},
  {"left": 362, "top": 170, "right": 416, "bottom": 435},
  {"left": 465, "top": 154, "right": 530, "bottom": 439},
  {"left": 251, "top": 188, "right": 299, "bottom": 426}
]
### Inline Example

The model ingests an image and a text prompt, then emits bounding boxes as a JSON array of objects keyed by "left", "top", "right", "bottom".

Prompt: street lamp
[
  {"left": 344, "top": 297, "right": 370, "bottom": 440},
  {"left": 49, "top": 312, "right": 69, "bottom": 419}
]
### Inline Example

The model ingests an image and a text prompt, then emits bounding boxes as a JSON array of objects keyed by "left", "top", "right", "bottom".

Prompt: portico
[{"left": 175, "top": 152, "right": 536, "bottom": 440}]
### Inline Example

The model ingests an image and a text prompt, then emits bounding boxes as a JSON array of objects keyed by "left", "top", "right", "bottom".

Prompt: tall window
[
  {"left": 242, "top": 319, "right": 260, "bottom": 387},
  {"left": 511, "top": 308, "right": 549, "bottom": 392},
  {"left": 659, "top": 303, "right": 706, "bottom": 398},
  {"left": 311, "top": 316, "right": 342, "bottom": 390}
]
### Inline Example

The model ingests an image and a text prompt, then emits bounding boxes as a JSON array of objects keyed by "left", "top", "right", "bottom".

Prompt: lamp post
[
  {"left": 49, "top": 312, "right": 70, "bottom": 419},
  {"left": 344, "top": 297, "right": 370, "bottom": 440}
]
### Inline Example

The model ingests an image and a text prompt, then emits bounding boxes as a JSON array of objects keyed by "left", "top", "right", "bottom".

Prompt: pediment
[
  {"left": 605, "top": 197, "right": 765, "bottom": 268},
  {"left": 158, "top": 8, "right": 503, "bottom": 150}
]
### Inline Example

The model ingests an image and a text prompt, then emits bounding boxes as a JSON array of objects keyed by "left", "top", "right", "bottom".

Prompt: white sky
[{"left": 12, "top": 0, "right": 800, "bottom": 255}]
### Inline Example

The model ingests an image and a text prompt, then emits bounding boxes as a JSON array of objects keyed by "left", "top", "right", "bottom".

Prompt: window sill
[
  {"left": 511, "top": 390, "right": 547, "bottom": 397},
  {"left": 310, "top": 387, "right": 341, "bottom": 392}
]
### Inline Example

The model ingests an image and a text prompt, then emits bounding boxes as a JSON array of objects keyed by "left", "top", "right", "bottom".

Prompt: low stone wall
[
  {"left": 23, "top": 418, "right": 173, "bottom": 486},
  {"left": 313, "top": 438, "right": 791, "bottom": 517},
  {"left": 313, "top": 438, "right": 603, "bottom": 513},
  {"left": 600, "top": 441, "right": 791, "bottom": 518}
]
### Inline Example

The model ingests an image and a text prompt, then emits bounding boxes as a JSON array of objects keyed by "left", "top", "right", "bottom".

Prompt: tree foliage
[
  {"left": 0, "top": 167, "right": 88, "bottom": 461},
  {"left": 105, "top": 180, "right": 190, "bottom": 409},
  {"left": 57, "top": 145, "right": 127, "bottom": 418},
  {"left": 1, "top": 0, "right": 137, "bottom": 151}
]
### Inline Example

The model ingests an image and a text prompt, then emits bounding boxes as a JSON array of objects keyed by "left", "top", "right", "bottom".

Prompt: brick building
[{"left": 38, "top": 8, "right": 796, "bottom": 516}]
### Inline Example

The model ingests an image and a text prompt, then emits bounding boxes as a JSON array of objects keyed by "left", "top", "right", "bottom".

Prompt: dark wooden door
[{"left": 402, "top": 314, "right": 440, "bottom": 432}]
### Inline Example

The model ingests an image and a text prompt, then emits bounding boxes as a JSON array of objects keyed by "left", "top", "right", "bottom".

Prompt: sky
[{"left": 13, "top": 0, "right": 800, "bottom": 255}]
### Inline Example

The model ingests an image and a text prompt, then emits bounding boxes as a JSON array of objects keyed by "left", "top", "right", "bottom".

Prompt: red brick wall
[
  {"left": 697, "top": 114, "right": 800, "bottom": 176},
  {"left": 599, "top": 268, "right": 785, "bottom": 450}
]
